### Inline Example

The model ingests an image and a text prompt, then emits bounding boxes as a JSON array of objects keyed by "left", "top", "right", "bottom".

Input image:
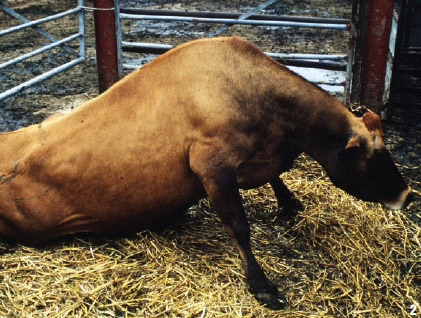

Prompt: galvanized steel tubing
[
  {"left": 118, "top": 8, "right": 349, "bottom": 71},
  {"left": 119, "top": 13, "right": 348, "bottom": 30}
]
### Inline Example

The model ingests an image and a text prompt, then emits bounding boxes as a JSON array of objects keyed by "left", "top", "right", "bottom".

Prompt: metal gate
[
  {"left": 0, "top": 0, "right": 86, "bottom": 102},
  {"left": 118, "top": 8, "right": 350, "bottom": 71},
  {"left": 92, "top": 0, "right": 352, "bottom": 95},
  {"left": 1, "top": 1, "right": 405, "bottom": 113}
]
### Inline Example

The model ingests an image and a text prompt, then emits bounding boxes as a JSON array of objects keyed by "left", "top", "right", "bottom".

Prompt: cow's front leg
[
  {"left": 270, "top": 177, "right": 303, "bottom": 217},
  {"left": 190, "top": 153, "right": 287, "bottom": 309}
]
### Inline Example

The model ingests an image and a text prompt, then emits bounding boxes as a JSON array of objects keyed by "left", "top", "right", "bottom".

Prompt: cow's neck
[{"left": 273, "top": 80, "right": 356, "bottom": 166}]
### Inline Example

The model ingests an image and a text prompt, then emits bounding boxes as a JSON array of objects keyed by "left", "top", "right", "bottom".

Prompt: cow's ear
[
  {"left": 338, "top": 137, "right": 360, "bottom": 162},
  {"left": 362, "top": 112, "right": 384, "bottom": 137}
]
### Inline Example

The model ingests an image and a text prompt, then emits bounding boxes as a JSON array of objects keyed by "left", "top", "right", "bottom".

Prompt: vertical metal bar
[
  {"left": 114, "top": 0, "right": 123, "bottom": 77},
  {"left": 344, "top": 24, "right": 355, "bottom": 106},
  {"left": 360, "top": 0, "right": 394, "bottom": 112},
  {"left": 387, "top": 0, "right": 407, "bottom": 114},
  {"left": 349, "top": 0, "right": 368, "bottom": 105},
  {"left": 344, "top": 0, "right": 359, "bottom": 105},
  {"left": 93, "top": 0, "right": 120, "bottom": 93},
  {"left": 78, "top": 0, "right": 86, "bottom": 61}
]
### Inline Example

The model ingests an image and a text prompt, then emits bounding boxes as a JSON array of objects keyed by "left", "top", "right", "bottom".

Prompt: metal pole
[
  {"left": 349, "top": 0, "right": 368, "bottom": 105},
  {"left": 344, "top": 0, "right": 359, "bottom": 105},
  {"left": 78, "top": 0, "right": 86, "bottom": 61},
  {"left": 93, "top": 0, "right": 120, "bottom": 93},
  {"left": 114, "top": 0, "right": 123, "bottom": 77},
  {"left": 359, "top": 0, "right": 394, "bottom": 112}
]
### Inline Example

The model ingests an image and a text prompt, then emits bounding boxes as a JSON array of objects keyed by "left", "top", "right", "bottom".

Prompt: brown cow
[{"left": 0, "top": 37, "right": 412, "bottom": 309}]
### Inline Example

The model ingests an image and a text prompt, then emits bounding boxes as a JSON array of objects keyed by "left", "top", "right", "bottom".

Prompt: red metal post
[
  {"left": 93, "top": 0, "right": 119, "bottom": 93},
  {"left": 360, "top": 0, "right": 394, "bottom": 112}
]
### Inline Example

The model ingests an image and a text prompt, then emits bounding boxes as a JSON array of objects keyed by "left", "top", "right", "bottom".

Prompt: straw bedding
[{"left": 0, "top": 153, "right": 419, "bottom": 317}]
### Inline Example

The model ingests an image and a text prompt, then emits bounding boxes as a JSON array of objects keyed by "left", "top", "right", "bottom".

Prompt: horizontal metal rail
[
  {"left": 120, "top": 8, "right": 350, "bottom": 25},
  {"left": 0, "top": 57, "right": 84, "bottom": 102},
  {"left": 122, "top": 41, "right": 346, "bottom": 60},
  {"left": 0, "top": 33, "right": 82, "bottom": 70},
  {"left": 282, "top": 60, "right": 345, "bottom": 71},
  {"left": 266, "top": 52, "right": 346, "bottom": 60},
  {"left": 122, "top": 60, "right": 346, "bottom": 72},
  {"left": 122, "top": 41, "right": 173, "bottom": 52},
  {"left": 0, "top": 7, "right": 81, "bottom": 37},
  {"left": 121, "top": 42, "right": 347, "bottom": 71},
  {"left": 120, "top": 13, "right": 348, "bottom": 30}
]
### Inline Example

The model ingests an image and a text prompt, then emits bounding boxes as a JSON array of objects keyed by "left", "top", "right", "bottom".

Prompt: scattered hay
[{"left": 0, "top": 155, "right": 419, "bottom": 317}]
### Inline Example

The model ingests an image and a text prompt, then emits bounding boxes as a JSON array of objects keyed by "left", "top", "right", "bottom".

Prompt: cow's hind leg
[
  {"left": 270, "top": 177, "right": 303, "bottom": 217},
  {"left": 190, "top": 150, "right": 287, "bottom": 310}
]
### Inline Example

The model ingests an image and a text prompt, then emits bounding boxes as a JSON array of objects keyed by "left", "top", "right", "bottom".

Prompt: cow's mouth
[{"left": 382, "top": 186, "right": 413, "bottom": 210}]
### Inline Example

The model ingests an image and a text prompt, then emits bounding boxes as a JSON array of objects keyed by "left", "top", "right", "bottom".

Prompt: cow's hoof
[
  {"left": 282, "top": 197, "right": 303, "bottom": 217},
  {"left": 253, "top": 290, "right": 288, "bottom": 310},
  {"left": 248, "top": 280, "right": 288, "bottom": 310}
]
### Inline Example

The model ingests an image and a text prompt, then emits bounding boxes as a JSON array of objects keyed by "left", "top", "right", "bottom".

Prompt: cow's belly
[
  {"left": 84, "top": 166, "right": 205, "bottom": 235},
  {"left": 1, "top": 146, "right": 205, "bottom": 243}
]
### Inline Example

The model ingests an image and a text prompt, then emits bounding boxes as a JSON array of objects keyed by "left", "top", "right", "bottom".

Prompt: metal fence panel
[{"left": 0, "top": 0, "right": 86, "bottom": 102}]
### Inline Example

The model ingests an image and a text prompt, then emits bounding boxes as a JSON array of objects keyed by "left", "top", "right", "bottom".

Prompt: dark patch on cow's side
[
  {"left": 310, "top": 124, "right": 349, "bottom": 150},
  {"left": 0, "top": 174, "right": 16, "bottom": 185},
  {"left": 0, "top": 162, "right": 21, "bottom": 185}
]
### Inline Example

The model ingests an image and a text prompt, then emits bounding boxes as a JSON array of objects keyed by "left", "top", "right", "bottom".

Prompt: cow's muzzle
[{"left": 383, "top": 186, "right": 413, "bottom": 210}]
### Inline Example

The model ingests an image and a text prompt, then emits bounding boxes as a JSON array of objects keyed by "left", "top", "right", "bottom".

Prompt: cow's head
[{"left": 326, "top": 113, "right": 412, "bottom": 210}]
